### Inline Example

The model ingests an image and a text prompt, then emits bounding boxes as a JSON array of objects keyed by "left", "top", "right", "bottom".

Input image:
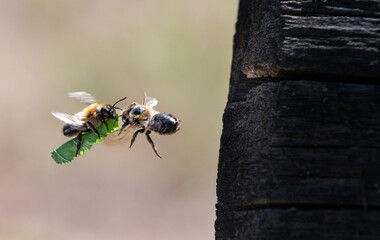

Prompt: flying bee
[
  {"left": 52, "top": 92, "right": 126, "bottom": 156},
  {"left": 104, "top": 93, "right": 180, "bottom": 158}
]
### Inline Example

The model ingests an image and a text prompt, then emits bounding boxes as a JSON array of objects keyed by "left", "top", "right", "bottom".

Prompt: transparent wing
[
  {"left": 143, "top": 92, "right": 158, "bottom": 107},
  {"left": 102, "top": 123, "right": 141, "bottom": 146},
  {"left": 68, "top": 92, "right": 97, "bottom": 105},
  {"left": 51, "top": 112, "right": 85, "bottom": 127}
]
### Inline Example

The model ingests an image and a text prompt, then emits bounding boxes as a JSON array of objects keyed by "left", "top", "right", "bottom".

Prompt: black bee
[
  {"left": 103, "top": 93, "right": 180, "bottom": 158},
  {"left": 52, "top": 92, "right": 126, "bottom": 155}
]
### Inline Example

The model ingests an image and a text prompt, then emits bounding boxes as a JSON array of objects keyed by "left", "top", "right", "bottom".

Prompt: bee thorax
[{"left": 148, "top": 113, "right": 179, "bottom": 134}]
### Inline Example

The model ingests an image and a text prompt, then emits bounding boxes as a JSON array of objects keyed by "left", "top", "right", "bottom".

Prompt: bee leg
[
  {"left": 86, "top": 122, "right": 101, "bottom": 138},
  {"left": 112, "top": 116, "right": 118, "bottom": 127},
  {"left": 118, "top": 118, "right": 130, "bottom": 136},
  {"left": 130, "top": 129, "right": 145, "bottom": 148},
  {"left": 145, "top": 130, "right": 162, "bottom": 159},
  {"left": 101, "top": 116, "right": 109, "bottom": 131},
  {"left": 118, "top": 122, "right": 129, "bottom": 136},
  {"left": 75, "top": 132, "right": 83, "bottom": 156}
]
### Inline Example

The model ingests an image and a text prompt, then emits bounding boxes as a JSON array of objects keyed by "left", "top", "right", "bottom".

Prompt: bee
[
  {"left": 104, "top": 93, "right": 180, "bottom": 158},
  {"left": 52, "top": 92, "right": 126, "bottom": 156}
]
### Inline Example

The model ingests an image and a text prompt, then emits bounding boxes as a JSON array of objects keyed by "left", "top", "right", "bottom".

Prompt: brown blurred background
[{"left": 0, "top": 0, "right": 237, "bottom": 239}]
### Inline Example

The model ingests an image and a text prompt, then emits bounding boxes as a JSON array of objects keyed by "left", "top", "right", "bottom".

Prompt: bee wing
[
  {"left": 51, "top": 112, "right": 86, "bottom": 127},
  {"left": 68, "top": 92, "right": 97, "bottom": 105},
  {"left": 102, "top": 123, "right": 142, "bottom": 146},
  {"left": 143, "top": 92, "right": 158, "bottom": 107}
]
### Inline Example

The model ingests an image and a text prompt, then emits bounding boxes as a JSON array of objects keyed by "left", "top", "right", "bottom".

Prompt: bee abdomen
[
  {"left": 149, "top": 113, "right": 180, "bottom": 134},
  {"left": 63, "top": 124, "right": 80, "bottom": 137}
]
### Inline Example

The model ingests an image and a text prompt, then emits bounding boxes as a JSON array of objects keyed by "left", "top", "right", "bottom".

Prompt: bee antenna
[{"left": 111, "top": 97, "right": 127, "bottom": 109}]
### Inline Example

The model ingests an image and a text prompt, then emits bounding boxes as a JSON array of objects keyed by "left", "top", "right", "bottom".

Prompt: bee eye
[{"left": 132, "top": 107, "right": 145, "bottom": 116}]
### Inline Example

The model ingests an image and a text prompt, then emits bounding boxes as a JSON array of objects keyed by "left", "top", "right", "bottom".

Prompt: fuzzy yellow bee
[{"left": 52, "top": 92, "right": 126, "bottom": 155}]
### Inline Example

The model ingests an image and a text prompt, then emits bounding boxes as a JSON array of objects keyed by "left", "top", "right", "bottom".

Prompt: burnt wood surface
[
  {"left": 217, "top": 0, "right": 380, "bottom": 239},
  {"left": 228, "top": 0, "right": 380, "bottom": 103},
  {"left": 216, "top": 208, "right": 380, "bottom": 240},
  {"left": 217, "top": 81, "right": 380, "bottom": 209}
]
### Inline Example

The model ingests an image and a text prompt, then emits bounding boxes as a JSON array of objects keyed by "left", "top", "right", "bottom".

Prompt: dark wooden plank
[
  {"left": 228, "top": 0, "right": 380, "bottom": 103},
  {"left": 218, "top": 82, "right": 278, "bottom": 205},
  {"left": 231, "top": 162, "right": 380, "bottom": 208},
  {"left": 271, "top": 80, "right": 380, "bottom": 147},
  {"left": 278, "top": 15, "right": 380, "bottom": 77},
  {"left": 281, "top": 0, "right": 380, "bottom": 17},
  {"left": 218, "top": 0, "right": 380, "bottom": 238},
  {"left": 218, "top": 80, "right": 380, "bottom": 209},
  {"left": 241, "top": 13, "right": 380, "bottom": 78},
  {"left": 216, "top": 208, "right": 380, "bottom": 240}
]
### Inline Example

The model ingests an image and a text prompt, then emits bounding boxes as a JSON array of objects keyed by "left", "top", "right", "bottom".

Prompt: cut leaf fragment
[{"left": 51, "top": 117, "right": 119, "bottom": 164}]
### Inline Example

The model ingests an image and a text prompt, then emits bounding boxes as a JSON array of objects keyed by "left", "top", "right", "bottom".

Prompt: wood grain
[
  {"left": 217, "top": 81, "right": 380, "bottom": 239},
  {"left": 216, "top": 208, "right": 380, "bottom": 240},
  {"left": 228, "top": 0, "right": 380, "bottom": 102},
  {"left": 217, "top": 0, "right": 380, "bottom": 239}
]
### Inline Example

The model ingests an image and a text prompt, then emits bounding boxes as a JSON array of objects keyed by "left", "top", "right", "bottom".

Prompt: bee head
[
  {"left": 100, "top": 105, "right": 115, "bottom": 119},
  {"left": 100, "top": 96, "right": 127, "bottom": 120},
  {"left": 131, "top": 106, "right": 149, "bottom": 120}
]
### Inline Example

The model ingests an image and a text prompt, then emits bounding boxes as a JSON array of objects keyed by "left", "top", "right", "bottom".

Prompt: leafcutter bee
[
  {"left": 103, "top": 93, "right": 180, "bottom": 158},
  {"left": 52, "top": 92, "right": 126, "bottom": 156}
]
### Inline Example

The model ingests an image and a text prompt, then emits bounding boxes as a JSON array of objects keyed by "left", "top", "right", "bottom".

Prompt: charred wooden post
[{"left": 216, "top": 0, "right": 380, "bottom": 239}]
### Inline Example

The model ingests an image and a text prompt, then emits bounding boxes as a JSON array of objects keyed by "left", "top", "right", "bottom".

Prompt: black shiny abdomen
[
  {"left": 63, "top": 124, "right": 80, "bottom": 137},
  {"left": 149, "top": 113, "right": 179, "bottom": 134}
]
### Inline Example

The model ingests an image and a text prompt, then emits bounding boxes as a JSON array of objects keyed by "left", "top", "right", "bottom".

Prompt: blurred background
[{"left": 0, "top": 0, "right": 237, "bottom": 239}]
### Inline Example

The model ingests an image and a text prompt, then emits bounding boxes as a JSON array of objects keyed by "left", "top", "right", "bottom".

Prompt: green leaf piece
[{"left": 51, "top": 116, "right": 119, "bottom": 164}]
